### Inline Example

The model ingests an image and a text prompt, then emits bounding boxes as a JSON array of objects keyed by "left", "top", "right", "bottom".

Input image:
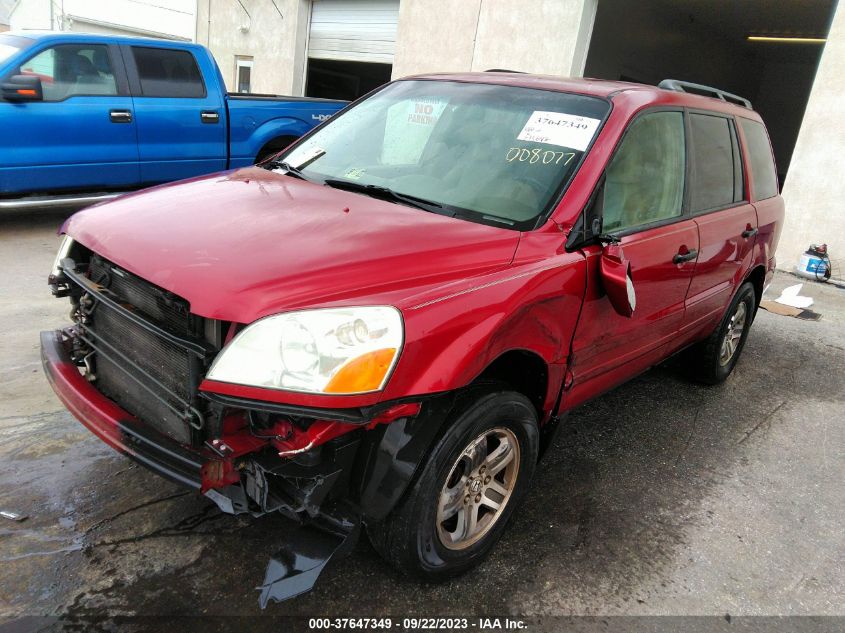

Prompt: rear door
[
  {"left": 680, "top": 111, "right": 757, "bottom": 342},
  {"left": 0, "top": 41, "right": 139, "bottom": 195},
  {"left": 566, "top": 109, "right": 699, "bottom": 408},
  {"left": 122, "top": 44, "right": 226, "bottom": 185}
]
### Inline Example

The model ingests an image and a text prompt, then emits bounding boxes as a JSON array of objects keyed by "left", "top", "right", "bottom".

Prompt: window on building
[
  {"left": 11, "top": 44, "right": 117, "bottom": 101},
  {"left": 689, "top": 113, "right": 742, "bottom": 212},
  {"left": 235, "top": 56, "right": 253, "bottom": 93},
  {"left": 740, "top": 118, "right": 779, "bottom": 200},
  {"left": 602, "top": 111, "right": 686, "bottom": 232},
  {"left": 131, "top": 46, "right": 205, "bottom": 98}
]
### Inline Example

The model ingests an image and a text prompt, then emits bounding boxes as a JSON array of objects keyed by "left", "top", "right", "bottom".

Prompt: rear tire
[
  {"left": 687, "top": 281, "right": 756, "bottom": 385},
  {"left": 366, "top": 389, "right": 539, "bottom": 581}
]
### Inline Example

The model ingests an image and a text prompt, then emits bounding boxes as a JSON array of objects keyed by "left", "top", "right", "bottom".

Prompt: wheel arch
[
  {"left": 238, "top": 116, "right": 311, "bottom": 164},
  {"left": 744, "top": 264, "right": 767, "bottom": 316},
  {"left": 470, "top": 349, "right": 549, "bottom": 419},
  {"left": 255, "top": 134, "right": 300, "bottom": 164}
]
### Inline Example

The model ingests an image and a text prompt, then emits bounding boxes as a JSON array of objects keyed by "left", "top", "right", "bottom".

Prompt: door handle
[
  {"left": 673, "top": 248, "right": 698, "bottom": 264},
  {"left": 200, "top": 110, "right": 220, "bottom": 124},
  {"left": 109, "top": 109, "right": 132, "bottom": 123},
  {"left": 742, "top": 227, "right": 759, "bottom": 239}
]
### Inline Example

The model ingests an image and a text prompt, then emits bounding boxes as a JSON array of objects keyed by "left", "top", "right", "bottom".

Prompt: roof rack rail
[
  {"left": 658, "top": 79, "right": 752, "bottom": 109},
  {"left": 484, "top": 68, "right": 525, "bottom": 73}
]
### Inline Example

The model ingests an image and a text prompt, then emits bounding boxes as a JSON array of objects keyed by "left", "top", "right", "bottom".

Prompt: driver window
[
  {"left": 15, "top": 44, "right": 117, "bottom": 102},
  {"left": 602, "top": 111, "right": 686, "bottom": 233}
]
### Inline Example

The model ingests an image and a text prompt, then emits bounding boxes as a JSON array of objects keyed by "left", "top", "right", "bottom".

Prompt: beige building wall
[
  {"left": 780, "top": 1, "right": 845, "bottom": 277},
  {"left": 196, "top": 0, "right": 311, "bottom": 96},
  {"left": 392, "top": 0, "right": 597, "bottom": 78}
]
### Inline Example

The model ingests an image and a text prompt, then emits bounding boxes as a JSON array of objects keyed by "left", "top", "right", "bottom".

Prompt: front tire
[
  {"left": 688, "top": 281, "right": 756, "bottom": 384},
  {"left": 366, "top": 390, "right": 539, "bottom": 580}
]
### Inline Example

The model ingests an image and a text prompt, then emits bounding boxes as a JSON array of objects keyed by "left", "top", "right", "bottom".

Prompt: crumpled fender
[{"left": 380, "top": 252, "right": 587, "bottom": 410}]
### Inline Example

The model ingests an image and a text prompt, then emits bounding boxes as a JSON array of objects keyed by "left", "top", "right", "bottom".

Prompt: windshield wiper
[
  {"left": 323, "top": 179, "right": 449, "bottom": 216},
  {"left": 264, "top": 160, "right": 307, "bottom": 180}
]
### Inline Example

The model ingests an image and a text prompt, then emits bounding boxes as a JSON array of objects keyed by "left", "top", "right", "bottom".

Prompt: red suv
[{"left": 42, "top": 73, "right": 783, "bottom": 601}]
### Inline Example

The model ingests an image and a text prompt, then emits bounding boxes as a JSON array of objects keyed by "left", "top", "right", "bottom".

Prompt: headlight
[
  {"left": 51, "top": 235, "right": 74, "bottom": 279},
  {"left": 206, "top": 306, "right": 403, "bottom": 395}
]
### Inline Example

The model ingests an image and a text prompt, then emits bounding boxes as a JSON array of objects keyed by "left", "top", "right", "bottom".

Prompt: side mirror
[
  {"left": 599, "top": 241, "right": 636, "bottom": 318},
  {"left": 1, "top": 75, "right": 43, "bottom": 102}
]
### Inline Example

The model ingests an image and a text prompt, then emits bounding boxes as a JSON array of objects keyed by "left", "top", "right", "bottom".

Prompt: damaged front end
[{"left": 43, "top": 245, "right": 440, "bottom": 604}]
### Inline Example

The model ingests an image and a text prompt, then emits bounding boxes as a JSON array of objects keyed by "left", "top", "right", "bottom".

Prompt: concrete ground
[{"left": 0, "top": 209, "right": 842, "bottom": 630}]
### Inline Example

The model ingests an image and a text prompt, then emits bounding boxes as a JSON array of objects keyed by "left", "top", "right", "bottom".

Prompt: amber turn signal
[{"left": 324, "top": 348, "right": 397, "bottom": 394}]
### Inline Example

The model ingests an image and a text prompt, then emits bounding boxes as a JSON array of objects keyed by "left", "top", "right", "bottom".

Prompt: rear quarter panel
[
  {"left": 753, "top": 195, "right": 785, "bottom": 287},
  {"left": 226, "top": 99, "right": 347, "bottom": 166}
]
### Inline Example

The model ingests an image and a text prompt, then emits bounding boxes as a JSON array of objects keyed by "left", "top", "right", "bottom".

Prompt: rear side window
[
  {"left": 131, "top": 47, "right": 205, "bottom": 98},
  {"left": 602, "top": 111, "right": 686, "bottom": 232},
  {"left": 689, "top": 113, "right": 742, "bottom": 211},
  {"left": 739, "top": 119, "right": 778, "bottom": 200}
]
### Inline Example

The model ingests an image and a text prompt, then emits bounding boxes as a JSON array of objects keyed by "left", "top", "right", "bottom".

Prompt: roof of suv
[{"left": 405, "top": 72, "right": 759, "bottom": 120}]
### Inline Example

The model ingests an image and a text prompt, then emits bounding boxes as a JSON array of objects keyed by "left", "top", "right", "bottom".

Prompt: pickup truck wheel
[
  {"left": 688, "top": 281, "right": 756, "bottom": 385},
  {"left": 366, "top": 390, "right": 539, "bottom": 580}
]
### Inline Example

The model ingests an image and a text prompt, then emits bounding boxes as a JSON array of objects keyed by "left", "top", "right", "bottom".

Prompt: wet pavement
[{"left": 0, "top": 209, "right": 843, "bottom": 630}]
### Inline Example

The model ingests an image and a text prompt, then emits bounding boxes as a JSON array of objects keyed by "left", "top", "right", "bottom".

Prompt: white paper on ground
[
  {"left": 517, "top": 111, "right": 601, "bottom": 150},
  {"left": 774, "top": 283, "right": 814, "bottom": 309}
]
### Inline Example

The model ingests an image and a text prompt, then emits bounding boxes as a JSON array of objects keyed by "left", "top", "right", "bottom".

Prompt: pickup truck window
[
  {"left": 281, "top": 80, "right": 610, "bottom": 230},
  {"left": 131, "top": 46, "right": 205, "bottom": 98},
  {"left": 603, "top": 111, "right": 686, "bottom": 232},
  {"left": 9, "top": 44, "right": 117, "bottom": 101}
]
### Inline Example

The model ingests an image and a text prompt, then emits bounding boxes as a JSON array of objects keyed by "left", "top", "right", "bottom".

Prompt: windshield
[
  {"left": 279, "top": 80, "right": 610, "bottom": 230},
  {"left": 0, "top": 35, "right": 31, "bottom": 65}
]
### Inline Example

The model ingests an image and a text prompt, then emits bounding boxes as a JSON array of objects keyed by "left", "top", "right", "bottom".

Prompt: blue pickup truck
[{"left": 0, "top": 32, "right": 346, "bottom": 209}]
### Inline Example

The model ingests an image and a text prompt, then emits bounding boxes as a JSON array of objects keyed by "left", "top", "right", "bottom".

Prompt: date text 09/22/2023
[{"left": 307, "top": 617, "right": 529, "bottom": 630}]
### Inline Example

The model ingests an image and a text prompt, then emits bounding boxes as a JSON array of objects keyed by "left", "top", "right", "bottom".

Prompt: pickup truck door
[
  {"left": 679, "top": 113, "right": 757, "bottom": 344},
  {"left": 0, "top": 42, "right": 139, "bottom": 195},
  {"left": 565, "top": 110, "right": 698, "bottom": 409},
  {"left": 122, "top": 44, "right": 227, "bottom": 185}
]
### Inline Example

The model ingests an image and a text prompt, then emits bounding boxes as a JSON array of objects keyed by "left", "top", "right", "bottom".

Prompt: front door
[
  {"left": 0, "top": 42, "right": 139, "bottom": 195},
  {"left": 566, "top": 109, "right": 698, "bottom": 409}
]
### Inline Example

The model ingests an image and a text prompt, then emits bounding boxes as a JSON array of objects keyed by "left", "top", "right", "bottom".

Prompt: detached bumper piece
[{"left": 259, "top": 502, "right": 360, "bottom": 608}]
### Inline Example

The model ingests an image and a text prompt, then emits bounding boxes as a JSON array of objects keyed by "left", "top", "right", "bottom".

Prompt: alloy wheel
[
  {"left": 436, "top": 427, "right": 520, "bottom": 550},
  {"left": 719, "top": 301, "right": 748, "bottom": 366}
]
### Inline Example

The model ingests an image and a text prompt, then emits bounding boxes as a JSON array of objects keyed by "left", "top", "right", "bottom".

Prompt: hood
[{"left": 65, "top": 168, "right": 520, "bottom": 323}]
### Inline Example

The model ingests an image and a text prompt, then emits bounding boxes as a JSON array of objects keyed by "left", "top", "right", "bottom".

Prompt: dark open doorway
[
  {"left": 584, "top": 0, "right": 836, "bottom": 186},
  {"left": 305, "top": 58, "right": 392, "bottom": 101}
]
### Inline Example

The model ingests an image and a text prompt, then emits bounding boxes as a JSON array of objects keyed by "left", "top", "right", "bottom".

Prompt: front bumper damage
[{"left": 40, "top": 328, "right": 438, "bottom": 604}]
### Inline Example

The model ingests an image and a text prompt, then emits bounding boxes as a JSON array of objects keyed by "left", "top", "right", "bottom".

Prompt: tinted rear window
[
  {"left": 131, "top": 47, "right": 205, "bottom": 98},
  {"left": 689, "top": 113, "right": 739, "bottom": 211},
  {"left": 740, "top": 118, "right": 778, "bottom": 200}
]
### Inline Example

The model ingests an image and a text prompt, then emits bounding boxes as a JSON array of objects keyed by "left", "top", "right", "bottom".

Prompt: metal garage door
[{"left": 308, "top": 0, "right": 400, "bottom": 64}]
